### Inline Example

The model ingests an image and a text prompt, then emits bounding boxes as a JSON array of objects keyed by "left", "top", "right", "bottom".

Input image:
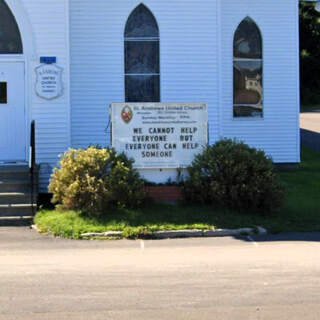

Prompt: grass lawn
[{"left": 34, "top": 146, "right": 320, "bottom": 239}]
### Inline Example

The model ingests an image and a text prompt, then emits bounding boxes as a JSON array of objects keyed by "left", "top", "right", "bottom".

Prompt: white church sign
[
  {"left": 112, "top": 103, "right": 208, "bottom": 168},
  {"left": 35, "top": 64, "right": 63, "bottom": 100}
]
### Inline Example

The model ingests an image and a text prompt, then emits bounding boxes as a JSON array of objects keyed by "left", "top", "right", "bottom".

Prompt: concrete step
[
  {"left": 0, "top": 204, "right": 36, "bottom": 217},
  {"left": 0, "top": 165, "right": 38, "bottom": 219},
  {"left": 0, "top": 193, "right": 35, "bottom": 205},
  {"left": 0, "top": 165, "right": 29, "bottom": 172},
  {"left": 0, "top": 217, "right": 33, "bottom": 226},
  {"left": 0, "top": 165, "right": 31, "bottom": 181},
  {"left": 0, "top": 171, "right": 30, "bottom": 181},
  {"left": 0, "top": 180, "right": 31, "bottom": 193}
]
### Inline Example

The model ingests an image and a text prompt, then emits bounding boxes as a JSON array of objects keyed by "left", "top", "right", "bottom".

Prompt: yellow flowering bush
[{"left": 49, "top": 147, "right": 146, "bottom": 217}]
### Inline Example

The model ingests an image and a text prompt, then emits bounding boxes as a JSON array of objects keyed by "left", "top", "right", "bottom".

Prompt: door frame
[
  {"left": 0, "top": 0, "right": 36, "bottom": 162},
  {"left": 0, "top": 59, "right": 26, "bottom": 161}
]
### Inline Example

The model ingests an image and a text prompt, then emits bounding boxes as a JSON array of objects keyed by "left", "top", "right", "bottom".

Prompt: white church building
[{"left": 0, "top": 0, "right": 301, "bottom": 192}]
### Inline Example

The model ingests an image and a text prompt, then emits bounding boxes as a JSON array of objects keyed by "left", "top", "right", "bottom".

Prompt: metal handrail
[{"left": 29, "top": 120, "right": 36, "bottom": 215}]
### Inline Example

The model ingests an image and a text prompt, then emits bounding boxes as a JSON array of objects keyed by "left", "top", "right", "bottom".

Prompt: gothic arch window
[
  {"left": 233, "top": 17, "right": 262, "bottom": 118},
  {"left": 124, "top": 4, "right": 160, "bottom": 102},
  {"left": 0, "top": 0, "right": 23, "bottom": 54}
]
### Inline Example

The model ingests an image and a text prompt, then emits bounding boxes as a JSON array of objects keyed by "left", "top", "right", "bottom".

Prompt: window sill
[{"left": 232, "top": 117, "right": 264, "bottom": 121}]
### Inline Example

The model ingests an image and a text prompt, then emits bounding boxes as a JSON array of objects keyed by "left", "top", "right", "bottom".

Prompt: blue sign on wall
[{"left": 40, "top": 57, "right": 57, "bottom": 64}]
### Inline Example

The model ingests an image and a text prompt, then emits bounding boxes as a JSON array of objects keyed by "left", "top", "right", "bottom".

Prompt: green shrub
[
  {"left": 183, "top": 139, "right": 285, "bottom": 214},
  {"left": 49, "top": 147, "right": 147, "bottom": 217}
]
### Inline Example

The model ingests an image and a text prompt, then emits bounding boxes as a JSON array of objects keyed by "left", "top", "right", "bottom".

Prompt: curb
[
  {"left": 81, "top": 231, "right": 123, "bottom": 238},
  {"left": 80, "top": 226, "right": 267, "bottom": 240}
]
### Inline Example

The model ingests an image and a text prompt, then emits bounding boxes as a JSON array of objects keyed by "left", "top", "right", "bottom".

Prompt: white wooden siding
[
  {"left": 20, "top": 0, "right": 70, "bottom": 191},
  {"left": 219, "top": 0, "right": 300, "bottom": 163},
  {"left": 72, "top": 0, "right": 299, "bottom": 184},
  {"left": 70, "top": 0, "right": 220, "bottom": 182},
  {"left": 3, "top": 0, "right": 300, "bottom": 190}
]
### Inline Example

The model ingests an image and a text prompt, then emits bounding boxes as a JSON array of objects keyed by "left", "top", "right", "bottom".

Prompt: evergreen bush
[{"left": 183, "top": 139, "right": 285, "bottom": 214}]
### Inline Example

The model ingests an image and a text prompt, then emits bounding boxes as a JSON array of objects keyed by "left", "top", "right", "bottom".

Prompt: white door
[{"left": 0, "top": 62, "right": 25, "bottom": 161}]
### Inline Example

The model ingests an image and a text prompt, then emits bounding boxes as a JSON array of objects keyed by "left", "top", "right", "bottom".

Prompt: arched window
[
  {"left": 0, "top": 0, "right": 23, "bottom": 54},
  {"left": 233, "top": 17, "right": 262, "bottom": 118},
  {"left": 124, "top": 4, "right": 160, "bottom": 102}
]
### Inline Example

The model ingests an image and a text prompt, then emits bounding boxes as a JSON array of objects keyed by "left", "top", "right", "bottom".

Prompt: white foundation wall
[
  {"left": 19, "top": 0, "right": 70, "bottom": 191},
  {"left": 70, "top": 0, "right": 220, "bottom": 183},
  {"left": 219, "top": 0, "right": 300, "bottom": 163}
]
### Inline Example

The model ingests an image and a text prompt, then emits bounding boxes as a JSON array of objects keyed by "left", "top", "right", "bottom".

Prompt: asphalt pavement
[
  {"left": 1, "top": 227, "right": 320, "bottom": 320},
  {"left": 300, "top": 110, "right": 320, "bottom": 153}
]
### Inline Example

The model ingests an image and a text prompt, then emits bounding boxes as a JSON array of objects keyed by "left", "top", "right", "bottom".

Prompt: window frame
[
  {"left": 233, "top": 17, "right": 264, "bottom": 120},
  {"left": 124, "top": 4, "right": 160, "bottom": 103},
  {"left": 0, "top": 0, "right": 23, "bottom": 55}
]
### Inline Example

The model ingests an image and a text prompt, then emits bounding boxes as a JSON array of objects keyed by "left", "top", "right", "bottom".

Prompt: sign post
[{"left": 111, "top": 103, "right": 208, "bottom": 168}]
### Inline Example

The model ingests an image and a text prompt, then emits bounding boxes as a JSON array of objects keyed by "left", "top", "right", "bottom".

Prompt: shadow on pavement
[
  {"left": 301, "top": 128, "right": 320, "bottom": 153},
  {"left": 235, "top": 232, "right": 320, "bottom": 243}
]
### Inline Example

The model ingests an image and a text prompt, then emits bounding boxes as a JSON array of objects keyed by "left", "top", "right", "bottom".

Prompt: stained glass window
[
  {"left": 233, "top": 18, "right": 262, "bottom": 118},
  {"left": 125, "top": 4, "right": 159, "bottom": 38},
  {"left": 125, "top": 4, "right": 160, "bottom": 102},
  {"left": 0, "top": 0, "right": 23, "bottom": 54}
]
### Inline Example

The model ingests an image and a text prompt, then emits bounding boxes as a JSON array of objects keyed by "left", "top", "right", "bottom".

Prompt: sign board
[
  {"left": 35, "top": 64, "right": 63, "bottom": 100},
  {"left": 40, "top": 56, "right": 57, "bottom": 64},
  {"left": 111, "top": 103, "right": 208, "bottom": 168}
]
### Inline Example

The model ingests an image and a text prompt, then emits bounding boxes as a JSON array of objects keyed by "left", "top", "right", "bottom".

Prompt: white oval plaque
[{"left": 35, "top": 64, "right": 63, "bottom": 100}]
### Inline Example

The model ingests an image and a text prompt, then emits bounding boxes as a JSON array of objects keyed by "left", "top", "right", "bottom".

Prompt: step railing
[{"left": 29, "top": 120, "right": 36, "bottom": 215}]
